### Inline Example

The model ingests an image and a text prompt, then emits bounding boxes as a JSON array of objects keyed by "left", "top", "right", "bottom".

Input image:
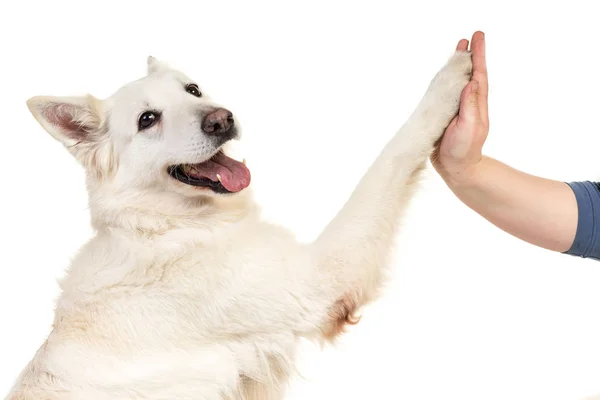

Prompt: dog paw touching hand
[
  {"left": 422, "top": 50, "right": 473, "bottom": 134},
  {"left": 432, "top": 50, "right": 473, "bottom": 102}
]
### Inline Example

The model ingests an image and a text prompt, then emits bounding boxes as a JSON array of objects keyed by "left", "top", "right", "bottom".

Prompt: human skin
[{"left": 431, "top": 31, "right": 578, "bottom": 253}]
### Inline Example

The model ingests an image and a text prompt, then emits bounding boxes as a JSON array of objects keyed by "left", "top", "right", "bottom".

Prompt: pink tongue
[{"left": 187, "top": 152, "right": 251, "bottom": 192}]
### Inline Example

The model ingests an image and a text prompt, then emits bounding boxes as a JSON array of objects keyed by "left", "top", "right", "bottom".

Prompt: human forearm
[{"left": 444, "top": 156, "right": 578, "bottom": 252}]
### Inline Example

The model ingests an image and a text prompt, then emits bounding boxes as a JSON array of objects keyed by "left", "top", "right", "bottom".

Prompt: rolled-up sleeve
[{"left": 564, "top": 181, "right": 600, "bottom": 260}]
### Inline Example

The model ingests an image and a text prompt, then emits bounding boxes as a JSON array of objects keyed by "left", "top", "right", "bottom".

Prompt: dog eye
[
  {"left": 186, "top": 84, "right": 202, "bottom": 98},
  {"left": 138, "top": 111, "right": 160, "bottom": 130}
]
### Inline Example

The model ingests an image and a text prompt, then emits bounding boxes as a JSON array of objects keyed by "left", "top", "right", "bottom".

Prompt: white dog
[{"left": 6, "top": 49, "right": 472, "bottom": 399}]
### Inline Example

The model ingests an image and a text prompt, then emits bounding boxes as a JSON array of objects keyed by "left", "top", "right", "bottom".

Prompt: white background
[{"left": 1, "top": 1, "right": 600, "bottom": 399}]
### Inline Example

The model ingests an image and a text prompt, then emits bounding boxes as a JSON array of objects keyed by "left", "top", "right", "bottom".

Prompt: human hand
[{"left": 431, "top": 31, "right": 489, "bottom": 186}]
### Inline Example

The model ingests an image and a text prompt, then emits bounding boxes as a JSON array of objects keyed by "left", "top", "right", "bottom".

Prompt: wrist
[{"left": 439, "top": 155, "right": 488, "bottom": 191}]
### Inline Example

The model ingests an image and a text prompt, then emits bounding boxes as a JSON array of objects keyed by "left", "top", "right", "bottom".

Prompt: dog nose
[{"left": 202, "top": 108, "right": 234, "bottom": 136}]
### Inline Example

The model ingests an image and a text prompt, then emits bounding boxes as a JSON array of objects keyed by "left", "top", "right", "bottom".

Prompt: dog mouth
[{"left": 167, "top": 151, "right": 251, "bottom": 194}]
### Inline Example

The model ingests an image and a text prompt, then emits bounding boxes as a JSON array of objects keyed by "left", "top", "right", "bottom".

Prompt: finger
[
  {"left": 470, "top": 31, "right": 489, "bottom": 125},
  {"left": 456, "top": 39, "right": 469, "bottom": 51},
  {"left": 470, "top": 31, "right": 487, "bottom": 81},
  {"left": 457, "top": 80, "right": 480, "bottom": 126}
]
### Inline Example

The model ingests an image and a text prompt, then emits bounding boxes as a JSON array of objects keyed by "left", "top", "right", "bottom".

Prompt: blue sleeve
[{"left": 564, "top": 181, "right": 600, "bottom": 260}]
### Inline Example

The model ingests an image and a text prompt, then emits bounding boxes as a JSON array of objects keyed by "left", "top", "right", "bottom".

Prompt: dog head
[{"left": 27, "top": 57, "right": 251, "bottom": 206}]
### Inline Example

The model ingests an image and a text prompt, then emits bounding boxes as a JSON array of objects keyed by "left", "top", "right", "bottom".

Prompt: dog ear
[
  {"left": 26, "top": 95, "right": 105, "bottom": 149},
  {"left": 147, "top": 55, "right": 168, "bottom": 75},
  {"left": 26, "top": 95, "right": 117, "bottom": 180}
]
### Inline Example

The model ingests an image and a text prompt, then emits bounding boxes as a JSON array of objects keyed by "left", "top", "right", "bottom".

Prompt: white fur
[{"left": 6, "top": 50, "right": 472, "bottom": 400}]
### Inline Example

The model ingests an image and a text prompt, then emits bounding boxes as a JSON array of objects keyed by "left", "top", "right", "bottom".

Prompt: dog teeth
[
  {"left": 242, "top": 158, "right": 246, "bottom": 165},
  {"left": 216, "top": 174, "right": 222, "bottom": 183}
]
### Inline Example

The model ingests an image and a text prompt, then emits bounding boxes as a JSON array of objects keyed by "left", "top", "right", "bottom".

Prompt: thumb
[{"left": 457, "top": 80, "right": 479, "bottom": 126}]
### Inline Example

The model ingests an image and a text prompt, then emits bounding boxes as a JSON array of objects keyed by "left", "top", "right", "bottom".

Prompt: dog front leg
[{"left": 311, "top": 50, "right": 472, "bottom": 339}]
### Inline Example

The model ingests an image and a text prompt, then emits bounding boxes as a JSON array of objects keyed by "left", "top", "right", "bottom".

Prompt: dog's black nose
[{"left": 202, "top": 108, "right": 234, "bottom": 136}]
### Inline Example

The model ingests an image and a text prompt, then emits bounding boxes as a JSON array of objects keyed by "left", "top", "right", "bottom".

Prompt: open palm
[{"left": 432, "top": 31, "right": 489, "bottom": 184}]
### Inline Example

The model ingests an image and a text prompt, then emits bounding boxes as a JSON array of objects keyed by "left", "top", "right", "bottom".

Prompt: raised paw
[{"left": 423, "top": 50, "right": 473, "bottom": 126}]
